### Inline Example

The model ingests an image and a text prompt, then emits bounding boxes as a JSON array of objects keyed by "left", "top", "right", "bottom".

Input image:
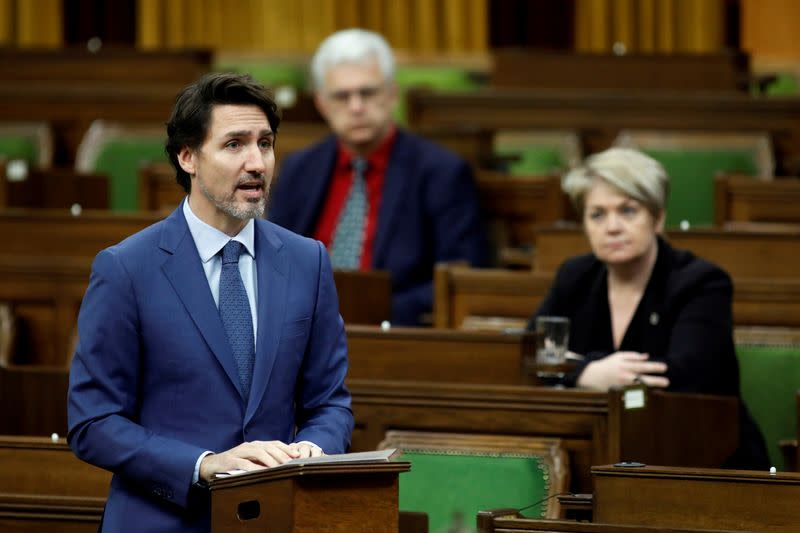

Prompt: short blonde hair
[{"left": 562, "top": 147, "right": 669, "bottom": 217}]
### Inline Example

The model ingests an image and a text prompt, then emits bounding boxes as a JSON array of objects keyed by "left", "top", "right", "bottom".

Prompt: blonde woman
[{"left": 530, "top": 147, "right": 768, "bottom": 469}]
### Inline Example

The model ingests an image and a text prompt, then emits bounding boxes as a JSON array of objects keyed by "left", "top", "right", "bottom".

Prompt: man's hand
[
  {"left": 199, "top": 440, "right": 299, "bottom": 482},
  {"left": 289, "top": 441, "right": 324, "bottom": 460}
]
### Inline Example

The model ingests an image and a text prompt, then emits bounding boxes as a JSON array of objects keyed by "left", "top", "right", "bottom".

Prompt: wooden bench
[
  {"left": 715, "top": 173, "right": 800, "bottom": 225},
  {"left": 591, "top": 464, "right": 800, "bottom": 532},
  {"left": 534, "top": 224, "right": 800, "bottom": 279},
  {"left": 0, "top": 48, "right": 211, "bottom": 168},
  {"left": 477, "top": 510, "right": 743, "bottom": 533},
  {"left": 0, "top": 165, "right": 108, "bottom": 210},
  {"left": 349, "top": 382, "right": 738, "bottom": 494},
  {"left": 434, "top": 263, "right": 800, "bottom": 330},
  {"left": 406, "top": 88, "right": 800, "bottom": 175},
  {"left": 346, "top": 325, "right": 534, "bottom": 385},
  {"left": 0, "top": 253, "right": 390, "bottom": 366},
  {"left": 475, "top": 171, "right": 574, "bottom": 259},
  {"left": 0, "top": 437, "right": 107, "bottom": 532},
  {"left": 491, "top": 49, "right": 750, "bottom": 92}
]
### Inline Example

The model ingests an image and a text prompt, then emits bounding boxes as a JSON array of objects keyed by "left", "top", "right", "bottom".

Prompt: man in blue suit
[
  {"left": 269, "top": 29, "right": 488, "bottom": 326},
  {"left": 68, "top": 73, "right": 354, "bottom": 532}
]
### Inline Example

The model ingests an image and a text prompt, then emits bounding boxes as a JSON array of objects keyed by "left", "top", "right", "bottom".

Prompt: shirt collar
[
  {"left": 336, "top": 125, "right": 398, "bottom": 173},
  {"left": 182, "top": 198, "right": 256, "bottom": 263}
]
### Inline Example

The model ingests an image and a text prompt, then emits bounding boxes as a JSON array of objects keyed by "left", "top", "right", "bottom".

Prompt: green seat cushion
[
  {"left": 215, "top": 62, "right": 307, "bottom": 89},
  {"left": 645, "top": 149, "right": 759, "bottom": 227},
  {"left": 0, "top": 137, "right": 39, "bottom": 165},
  {"left": 398, "top": 450, "right": 551, "bottom": 533},
  {"left": 737, "top": 344, "right": 800, "bottom": 470},
  {"left": 93, "top": 139, "right": 168, "bottom": 211},
  {"left": 394, "top": 66, "right": 483, "bottom": 124},
  {"left": 494, "top": 146, "right": 567, "bottom": 175}
]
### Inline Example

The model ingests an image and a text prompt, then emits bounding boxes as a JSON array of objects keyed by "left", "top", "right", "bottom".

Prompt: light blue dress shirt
[
  {"left": 181, "top": 199, "right": 319, "bottom": 484},
  {"left": 183, "top": 199, "right": 257, "bottom": 342}
]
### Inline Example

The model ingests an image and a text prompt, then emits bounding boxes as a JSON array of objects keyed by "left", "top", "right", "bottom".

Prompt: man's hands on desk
[{"left": 199, "top": 441, "right": 323, "bottom": 482}]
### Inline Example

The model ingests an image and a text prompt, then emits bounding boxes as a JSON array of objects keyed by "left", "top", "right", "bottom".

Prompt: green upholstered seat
[
  {"left": 394, "top": 65, "right": 484, "bottom": 124},
  {"left": 381, "top": 432, "right": 567, "bottom": 533},
  {"left": 0, "top": 122, "right": 53, "bottom": 167},
  {"left": 614, "top": 131, "right": 774, "bottom": 228},
  {"left": 736, "top": 333, "right": 800, "bottom": 470},
  {"left": 494, "top": 130, "right": 581, "bottom": 176},
  {"left": 215, "top": 61, "right": 307, "bottom": 89},
  {"left": 76, "top": 121, "right": 167, "bottom": 211}
]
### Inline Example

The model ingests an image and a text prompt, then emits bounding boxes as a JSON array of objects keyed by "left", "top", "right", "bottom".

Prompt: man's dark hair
[{"left": 165, "top": 73, "right": 281, "bottom": 193}]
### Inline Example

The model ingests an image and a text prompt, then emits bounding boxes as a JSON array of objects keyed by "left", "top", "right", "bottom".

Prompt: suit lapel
[
  {"left": 159, "top": 204, "right": 246, "bottom": 400},
  {"left": 373, "top": 130, "right": 410, "bottom": 267},
  {"left": 245, "top": 220, "right": 288, "bottom": 424},
  {"left": 294, "top": 137, "right": 338, "bottom": 236}
]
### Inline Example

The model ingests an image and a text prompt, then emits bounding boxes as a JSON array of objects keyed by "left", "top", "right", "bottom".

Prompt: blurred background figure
[
  {"left": 528, "top": 147, "right": 769, "bottom": 470},
  {"left": 269, "top": 28, "right": 488, "bottom": 326}
]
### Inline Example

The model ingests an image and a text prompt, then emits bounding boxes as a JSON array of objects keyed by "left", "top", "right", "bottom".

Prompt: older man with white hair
[{"left": 269, "top": 28, "right": 488, "bottom": 326}]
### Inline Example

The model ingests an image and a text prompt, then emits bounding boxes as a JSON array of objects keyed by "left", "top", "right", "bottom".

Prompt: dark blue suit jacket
[
  {"left": 68, "top": 204, "right": 353, "bottom": 532},
  {"left": 269, "top": 129, "right": 488, "bottom": 325}
]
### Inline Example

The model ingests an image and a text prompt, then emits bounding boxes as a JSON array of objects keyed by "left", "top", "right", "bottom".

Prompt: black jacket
[{"left": 530, "top": 236, "right": 769, "bottom": 469}]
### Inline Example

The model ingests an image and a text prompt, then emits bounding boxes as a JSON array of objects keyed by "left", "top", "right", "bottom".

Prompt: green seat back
[
  {"left": 398, "top": 450, "right": 551, "bottom": 533},
  {"left": 736, "top": 344, "right": 800, "bottom": 470},
  {"left": 394, "top": 66, "right": 483, "bottom": 124},
  {"left": 644, "top": 149, "right": 759, "bottom": 227},
  {"left": 93, "top": 139, "right": 168, "bottom": 211},
  {"left": 494, "top": 145, "right": 567, "bottom": 175},
  {"left": 0, "top": 136, "right": 39, "bottom": 166},
  {"left": 215, "top": 62, "right": 307, "bottom": 89}
]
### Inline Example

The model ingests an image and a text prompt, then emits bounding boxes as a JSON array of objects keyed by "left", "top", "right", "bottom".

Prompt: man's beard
[{"left": 198, "top": 175, "right": 268, "bottom": 220}]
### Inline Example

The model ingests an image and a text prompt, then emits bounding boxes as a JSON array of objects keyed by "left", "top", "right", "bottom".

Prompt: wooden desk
[
  {"left": 476, "top": 171, "right": 574, "bottom": 253},
  {"left": 0, "top": 48, "right": 211, "bottom": 167},
  {"left": 0, "top": 436, "right": 107, "bottom": 532},
  {"left": 433, "top": 264, "right": 800, "bottom": 329},
  {"left": 534, "top": 225, "right": 800, "bottom": 279},
  {"left": 346, "top": 326, "right": 534, "bottom": 385},
  {"left": 406, "top": 88, "right": 800, "bottom": 175},
  {"left": 477, "top": 510, "right": 742, "bottom": 533},
  {"left": 492, "top": 50, "right": 749, "bottom": 92},
  {"left": 715, "top": 174, "right": 800, "bottom": 225},
  {"left": 592, "top": 464, "right": 800, "bottom": 532},
  {"left": 349, "top": 382, "right": 738, "bottom": 494},
  {"left": 0, "top": 167, "right": 108, "bottom": 210}
]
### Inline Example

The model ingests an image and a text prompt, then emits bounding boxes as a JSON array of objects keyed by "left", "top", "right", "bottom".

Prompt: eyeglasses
[{"left": 325, "top": 85, "right": 385, "bottom": 105}]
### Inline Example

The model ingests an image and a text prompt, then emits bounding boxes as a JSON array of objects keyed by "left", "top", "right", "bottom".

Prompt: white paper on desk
[{"left": 214, "top": 449, "right": 398, "bottom": 478}]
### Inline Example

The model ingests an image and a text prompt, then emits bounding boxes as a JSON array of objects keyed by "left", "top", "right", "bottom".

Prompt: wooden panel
[
  {"left": 715, "top": 174, "right": 800, "bottom": 225},
  {"left": 534, "top": 224, "right": 800, "bottom": 279},
  {"left": 0, "top": 437, "right": 110, "bottom": 497},
  {"left": 405, "top": 88, "right": 800, "bottom": 176},
  {"left": 476, "top": 171, "right": 573, "bottom": 250},
  {"left": 0, "top": 437, "right": 108, "bottom": 532},
  {"left": 491, "top": 50, "right": 749, "bottom": 91},
  {"left": 350, "top": 383, "right": 738, "bottom": 494},
  {"left": 0, "top": 167, "right": 108, "bottom": 210},
  {"left": 592, "top": 464, "right": 800, "bottom": 532},
  {"left": 478, "top": 511, "right": 744, "bottom": 533},
  {"left": 434, "top": 263, "right": 800, "bottom": 329},
  {"left": 346, "top": 325, "right": 534, "bottom": 385}
]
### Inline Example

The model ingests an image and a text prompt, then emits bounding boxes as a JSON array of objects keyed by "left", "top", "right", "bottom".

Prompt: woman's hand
[{"left": 576, "top": 351, "right": 669, "bottom": 391}]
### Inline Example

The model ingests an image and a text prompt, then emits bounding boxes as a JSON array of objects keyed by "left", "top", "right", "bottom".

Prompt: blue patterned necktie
[
  {"left": 330, "top": 157, "right": 368, "bottom": 269},
  {"left": 219, "top": 240, "right": 255, "bottom": 399}
]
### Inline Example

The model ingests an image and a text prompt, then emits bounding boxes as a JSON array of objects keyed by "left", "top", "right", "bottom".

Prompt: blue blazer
[
  {"left": 269, "top": 129, "right": 488, "bottom": 325},
  {"left": 68, "top": 204, "right": 354, "bottom": 532}
]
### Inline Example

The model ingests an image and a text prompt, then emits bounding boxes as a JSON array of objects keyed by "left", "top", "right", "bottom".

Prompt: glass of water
[{"left": 534, "top": 316, "right": 570, "bottom": 385}]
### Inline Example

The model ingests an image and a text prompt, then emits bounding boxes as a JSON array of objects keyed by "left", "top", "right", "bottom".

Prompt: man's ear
[{"left": 177, "top": 146, "right": 196, "bottom": 176}]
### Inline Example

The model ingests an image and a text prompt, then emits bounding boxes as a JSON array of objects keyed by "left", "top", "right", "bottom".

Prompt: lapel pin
[{"left": 649, "top": 312, "right": 659, "bottom": 326}]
